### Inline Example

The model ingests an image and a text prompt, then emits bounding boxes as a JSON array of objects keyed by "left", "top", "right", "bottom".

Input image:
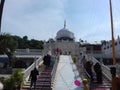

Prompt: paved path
[{"left": 52, "top": 55, "right": 82, "bottom": 90}]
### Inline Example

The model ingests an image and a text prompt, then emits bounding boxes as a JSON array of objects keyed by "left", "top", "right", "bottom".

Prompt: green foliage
[
  {"left": 23, "top": 36, "right": 28, "bottom": 41},
  {"left": 29, "top": 39, "right": 43, "bottom": 49},
  {"left": 56, "top": 56, "right": 59, "bottom": 61},
  {"left": 0, "top": 33, "right": 18, "bottom": 66},
  {"left": 3, "top": 69, "right": 23, "bottom": 90},
  {"left": 0, "top": 33, "right": 44, "bottom": 66},
  {"left": 72, "top": 56, "right": 77, "bottom": 63},
  {"left": 0, "top": 33, "right": 17, "bottom": 54},
  {"left": 12, "top": 35, "right": 44, "bottom": 49},
  {"left": 0, "top": 34, "right": 44, "bottom": 49}
]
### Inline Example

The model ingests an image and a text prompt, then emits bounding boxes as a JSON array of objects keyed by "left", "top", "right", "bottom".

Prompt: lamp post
[
  {"left": 0, "top": 0, "right": 5, "bottom": 33},
  {"left": 109, "top": 0, "right": 116, "bottom": 65}
]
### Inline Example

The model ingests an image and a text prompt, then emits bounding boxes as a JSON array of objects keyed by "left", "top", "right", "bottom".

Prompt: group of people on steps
[
  {"left": 79, "top": 54, "right": 102, "bottom": 84},
  {"left": 29, "top": 54, "right": 52, "bottom": 90}
]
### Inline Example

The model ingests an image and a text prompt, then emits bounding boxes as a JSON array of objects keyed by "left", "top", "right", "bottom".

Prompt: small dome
[
  {"left": 56, "top": 28, "right": 75, "bottom": 41},
  {"left": 56, "top": 21, "right": 75, "bottom": 41}
]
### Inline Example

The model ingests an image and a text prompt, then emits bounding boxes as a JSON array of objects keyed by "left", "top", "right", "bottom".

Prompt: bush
[
  {"left": 3, "top": 69, "right": 23, "bottom": 90},
  {"left": 72, "top": 56, "right": 77, "bottom": 63}
]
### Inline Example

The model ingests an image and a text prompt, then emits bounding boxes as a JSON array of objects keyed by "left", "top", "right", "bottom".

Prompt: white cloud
[
  {"left": 1, "top": 0, "right": 120, "bottom": 42},
  {"left": 2, "top": 0, "right": 68, "bottom": 40}
]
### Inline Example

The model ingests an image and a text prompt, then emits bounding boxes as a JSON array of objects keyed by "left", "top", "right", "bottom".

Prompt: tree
[
  {"left": 0, "top": 33, "right": 18, "bottom": 66},
  {"left": 12, "top": 35, "right": 44, "bottom": 49},
  {"left": 29, "top": 39, "right": 44, "bottom": 49},
  {"left": 23, "top": 36, "right": 28, "bottom": 41}
]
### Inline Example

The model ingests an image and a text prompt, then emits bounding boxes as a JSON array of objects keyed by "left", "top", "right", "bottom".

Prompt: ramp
[{"left": 52, "top": 55, "right": 83, "bottom": 90}]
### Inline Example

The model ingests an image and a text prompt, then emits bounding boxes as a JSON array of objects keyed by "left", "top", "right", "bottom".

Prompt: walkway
[{"left": 52, "top": 55, "right": 82, "bottom": 90}]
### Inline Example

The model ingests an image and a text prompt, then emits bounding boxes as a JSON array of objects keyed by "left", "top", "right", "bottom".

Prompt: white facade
[
  {"left": 43, "top": 22, "right": 80, "bottom": 56},
  {"left": 44, "top": 41, "right": 80, "bottom": 56},
  {"left": 102, "top": 36, "right": 120, "bottom": 57}
]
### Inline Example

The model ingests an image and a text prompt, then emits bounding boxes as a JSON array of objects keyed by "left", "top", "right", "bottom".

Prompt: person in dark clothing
[
  {"left": 43, "top": 54, "right": 51, "bottom": 68},
  {"left": 29, "top": 68, "right": 39, "bottom": 90},
  {"left": 85, "top": 61, "right": 94, "bottom": 82},
  {"left": 46, "top": 54, "right": 51, "bottom": 67},
  {"left": 94, "top": 62, "right": 102, "bottom": 84},
  {"left": 43, "top": 55, "right": 47, "bottom": 66}
]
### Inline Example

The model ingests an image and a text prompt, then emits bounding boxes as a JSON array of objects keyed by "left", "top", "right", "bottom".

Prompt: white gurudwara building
[{"left": 43, "top": 21, "right": 80, "bottom": 56}]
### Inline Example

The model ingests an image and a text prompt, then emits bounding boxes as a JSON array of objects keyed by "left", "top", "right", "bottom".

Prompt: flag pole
[{"left": 109, "top": 0, "right": 116, "bottom": 65}]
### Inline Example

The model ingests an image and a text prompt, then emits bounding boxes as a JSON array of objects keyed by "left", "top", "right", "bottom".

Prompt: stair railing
[
  {"left": 22, "top": 56, "right": 43, "bottom": 84},
  {"left": 91, "top": 56, "right": 112, "bottom": 81}
]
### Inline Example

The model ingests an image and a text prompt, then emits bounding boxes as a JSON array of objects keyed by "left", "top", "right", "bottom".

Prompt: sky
[{"left": 1, "top": 0, "right": 120, "bottom": 43}]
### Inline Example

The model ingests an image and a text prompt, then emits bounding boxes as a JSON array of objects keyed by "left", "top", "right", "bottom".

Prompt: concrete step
[
  {"left": 21, "top": 66, "right": 53, "bottom": 90},
  {"left": 21, "top": 83, "right": 51, "bottom": 90},
  {"left": 37, "top": 78, "right": 51, "bottom": 81},
  {"left": 40, "top": 72, "right": 51, "bottom": 75},
  {"left": 38, "top": 75, "right": 51, "bottom": 78}
]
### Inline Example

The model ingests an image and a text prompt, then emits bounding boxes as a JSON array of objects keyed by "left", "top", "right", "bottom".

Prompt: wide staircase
[
  {"left": 36, "top": 67, "right": 52, "bottom": 89},
  {"left": 21, "top": 54, "right": 113, "bottom": 90},
  {"left": 21, "top": 55, "right": 58, "bottom": 90},
  {"left": 21, "top": 66, "right": 53, "bottom": 90}
]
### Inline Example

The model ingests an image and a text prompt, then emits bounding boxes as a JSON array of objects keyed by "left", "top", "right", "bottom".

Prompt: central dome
[{"left": 56, "top": 21, "right": 75, "bottom": 41}]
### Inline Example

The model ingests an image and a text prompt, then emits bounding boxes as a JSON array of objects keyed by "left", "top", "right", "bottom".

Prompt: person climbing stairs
[{"left": 21, "top": 67, "right": 53, "bottom": 90}]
